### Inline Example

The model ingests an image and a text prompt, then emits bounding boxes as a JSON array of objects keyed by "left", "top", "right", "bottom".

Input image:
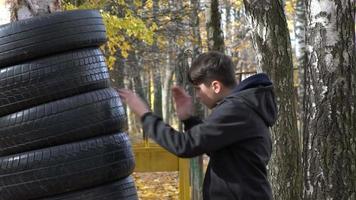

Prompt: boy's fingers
[
  {"left": 172, "top": 86, "right": 188, "bottom": 97},
  {"left": 116, "top": 88, "right": 132, "bottom": 102},
  {"left": 117, "top": 88, "right": 134, "bottom": 97},
  {"left": 117, "top": 88, "right": 129, "bottom": 94},
  {"left": 172, "top": 88, "right": 181, "bottom": 98}
]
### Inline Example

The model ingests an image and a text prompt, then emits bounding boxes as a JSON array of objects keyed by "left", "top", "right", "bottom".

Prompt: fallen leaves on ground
[{"left": 133, "top": 172, "right": 179, "bottom": 200}]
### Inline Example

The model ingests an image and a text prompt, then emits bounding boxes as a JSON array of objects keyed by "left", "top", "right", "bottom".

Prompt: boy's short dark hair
[{"left": 188, "top": 51, "right": 236, "bottom": 87}]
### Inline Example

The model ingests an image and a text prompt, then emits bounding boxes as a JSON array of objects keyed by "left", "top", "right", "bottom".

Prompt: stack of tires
[{"left": 0, "top": 10, "right": 137, "bottom": 200}]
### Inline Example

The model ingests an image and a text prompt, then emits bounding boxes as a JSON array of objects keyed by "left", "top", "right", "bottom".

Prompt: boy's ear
[{"left": 211, "top": 81, "right": 222, "bottom": 94}]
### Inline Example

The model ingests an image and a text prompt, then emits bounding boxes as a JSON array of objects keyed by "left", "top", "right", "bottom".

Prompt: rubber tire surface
[
  {"left": 0, "top": 9, "right": 106, "bottom": 67},
  {"left": 0, "top": 133, "right": 135, "bottom": 200},
  {"left": 0, "top": 88, "right": 127, "bottom": 156},
  {"left": 39, "top": 176, "right": 138, "bottom": 200},
  {"left": 0, "top": 48, "right": 110, "bottom": 117}
]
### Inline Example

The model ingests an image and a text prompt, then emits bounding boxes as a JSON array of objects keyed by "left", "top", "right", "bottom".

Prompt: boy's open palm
[
  {"left": 172, "top": 86, "right": 193, "bottom": 120},
  {"left": 117, "top": 88, "right": 150, "bottom": 118}
]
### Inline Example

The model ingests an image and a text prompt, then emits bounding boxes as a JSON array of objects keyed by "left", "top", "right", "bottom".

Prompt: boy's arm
[
  {"left": 182, "top": 116, "right": 203, "bottom": 130},
  {"left": 141, "top": 101, "right": 257, "bottom": 158}
]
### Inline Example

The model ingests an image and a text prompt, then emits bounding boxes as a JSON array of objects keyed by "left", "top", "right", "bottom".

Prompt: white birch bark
[
  {"left": 7, "top": 0, "right": 60, "bottom": 21},
  {"left": 303, "top": 0, "right": 356, "bottom": 199}
]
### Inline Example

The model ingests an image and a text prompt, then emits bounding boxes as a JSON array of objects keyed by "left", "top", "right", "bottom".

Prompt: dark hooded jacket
[{"left": 141, "top": 73, "right": 278, "bottom": 200}]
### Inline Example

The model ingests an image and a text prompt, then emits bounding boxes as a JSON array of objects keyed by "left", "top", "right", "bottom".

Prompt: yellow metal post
[{"left": 179, "top": 158, "right": 190, "bottom": 200}]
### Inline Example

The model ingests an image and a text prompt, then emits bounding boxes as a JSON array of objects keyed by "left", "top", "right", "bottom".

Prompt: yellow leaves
[
  {"left": 157, "top": 35, "right": 167, "bottom": 49},
  {"left": 285, "top": 0, "right": 297, "bottom": 32},
  {"left": 233, "top": 40, "right": 251, "bottom": 52},
  {"left": 106, "top": 56, "right": 117, "bottom": 70},
  {"left": 285, "top": 0, "right": 296, "bottom": 15},
  {"left": 62, "top": 2, "right": 76, "bottom": 10},
  {"left": 116, "top": 0, "right": 125, "bottom": 6},
  {"left": 134, "top": 0, "right": 142, "bottom": 7},
  {"left": 176, "top": 36, "right": 185, "bottom": 47},
  {"left": 120, "top": 41, "right": 131, "bottom": 58},
  {"left": 102, "top": 12, "right": 153, "bottom": 68},
  {"left": 64, "top": 1, "right": 155, "bottom": 70},
  {"left": 150, "top": 22, "right": 158, "bottom": 32},
  {"left": 144, "top": 0, "right": 153, "bottom": 10},
  {"left": 133, "top": 172, "right": 179, "bottom": 200},
  {"left": 231, "top": 0, "right": 243, "bottom": 9}
]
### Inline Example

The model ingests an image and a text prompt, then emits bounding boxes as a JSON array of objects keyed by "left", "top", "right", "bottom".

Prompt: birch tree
[
  {"left": 302, "top": 1, "right": 356, "bottom": 199},
  {"left": 7, "top": 0, "right": 60, "bottom": 21},
  {"left": 189, "top": 1, "right": 204, "bottom": 199}
]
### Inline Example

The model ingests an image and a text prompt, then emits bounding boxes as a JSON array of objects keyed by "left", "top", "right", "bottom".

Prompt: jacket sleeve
[
  {"left": 141, "top": 100, "right": 257, "bottom": 158},
  {"left": 182, "top": 116, "right": 203, "bottom": 130}
]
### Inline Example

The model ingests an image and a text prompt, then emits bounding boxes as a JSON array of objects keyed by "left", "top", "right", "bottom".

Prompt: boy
[{"left": 118, "top": 51, "right": 277, "bottom": 199}]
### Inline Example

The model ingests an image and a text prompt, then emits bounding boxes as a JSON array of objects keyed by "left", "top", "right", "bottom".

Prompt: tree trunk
[
  {"left": 303, "top": 1, "right": 356, "bottom": 199},
  {"left": 151, "top": 0, "right": 162, "bottom": 117},
  {"left": 190, "top": 0, "right": 202, "bottom": 59},
  {"left": 223, "top": 0, "right": 231, "bottom": 55},
  {"left": 8, "top": 0, "right": 61, "bottom": 21},
  {"left": 110, "top": 50, "right": 128, "bottom": 129},
  {"left": 206, "top": 0, "right": 224, "bottom": 52},
  {"left": 188, "top": 1, "right": 204, "bottom": 199},
  {"left": 162, "top": 46, "right": 174, "bottom": 122},
  {"left": 294, "top": 0, "right": 307, "bottom": 128},
  {"left": 243, "top": 0, "right": 302, "bottom": 200},
  {"left": 190, "top": 0, "right": 204, "bottom": 118}
]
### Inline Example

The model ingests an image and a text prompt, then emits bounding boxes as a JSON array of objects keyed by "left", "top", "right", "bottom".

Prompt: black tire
[
  {"left": 0, "top": 88, "right": 127, "bottom": 156},
  {"left": 39, "top": 176, "right": 138, "bottom": 200},
  {"left": 0, "top": 133, "right": 135, "bottom": 200},
  {"left": 0, "top": 48, "right": 110, "bottom": 117},
  {"left": 0, "top": 9, "right": 106, "bottom": 67}
]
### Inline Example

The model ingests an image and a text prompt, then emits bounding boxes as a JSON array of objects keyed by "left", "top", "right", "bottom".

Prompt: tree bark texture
[
  {"left": 7, "top": 0, "right": 61, "bottom": 21},
  {"left": 190, "top": 0, "right": 202, "bottom": 59},
  {"left": 303, "top": 1, "right": 356, "bottom": 199},
  {"left": 206, "top": 0, "right": 225, "bottom": 52},
  {"left": 162, "top": 45, "right": 174, "bottom": 122},
  {"left": 188, "top": 2, "right": 204, "bottom": 199},
  {"left": 223, "top": 0, "right": 231, "bottom": 55},
  {"left": 243, "top": 0, "right": 302, "bottom": 199},
  {"left": 152, "top": 0, "right": 163, "bottom": 117},
  {"left": 176, "top": 49, "right": 204, "bottom": 200}
]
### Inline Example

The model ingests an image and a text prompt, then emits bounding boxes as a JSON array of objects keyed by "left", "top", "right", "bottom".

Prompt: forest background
[{"left": 0, "top": 0, "right": 355, "bottom": 200}]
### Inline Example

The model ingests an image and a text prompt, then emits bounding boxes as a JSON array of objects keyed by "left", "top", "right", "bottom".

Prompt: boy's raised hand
[
  {"left": 172, "top": 86, "right": 193, "bottom": 120},
  {"left": 117, "top": 88, "right": 151, "bottom": 118}
]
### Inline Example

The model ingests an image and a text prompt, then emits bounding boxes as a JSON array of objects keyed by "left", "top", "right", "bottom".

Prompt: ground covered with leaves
[{"left": 133, "top": 172, "right": 179, "bottom": 200}]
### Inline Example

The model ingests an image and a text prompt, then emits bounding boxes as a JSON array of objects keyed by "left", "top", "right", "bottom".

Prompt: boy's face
[{"left": 194, "top": 82, "right": 220, "bottom": 109}]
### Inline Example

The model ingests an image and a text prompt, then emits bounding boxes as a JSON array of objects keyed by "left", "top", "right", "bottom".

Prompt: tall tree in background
[
  {"left": 191, "top": 0, "right": 202, "bottom": 59},
  {"left": 152, "top": 0, "right": 162, "bottom": 117},
  {"left": 223, "top": 0, "right": 232, "bottom": 55},
  {"left": 161, "top": 0, "right": 180, "bottom": 123},
  {"left": 188, "top": 1, "right": 204, "bottom": 199},
  {"left": 206, "top": 0, "right": 224, "bottom": 52},
  {"left": 303, "top": 0, "right": 356, "bottom": 199},
  {"left": 242, "top": 0, "right": 302, "bottom": 200}
]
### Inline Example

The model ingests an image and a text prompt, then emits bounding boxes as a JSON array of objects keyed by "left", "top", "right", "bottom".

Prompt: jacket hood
[{"left": 228, "top": 73, "right": 278, "bottom": 127}]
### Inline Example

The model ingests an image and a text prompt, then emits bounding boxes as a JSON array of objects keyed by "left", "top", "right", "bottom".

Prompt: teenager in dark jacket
[{"left": 118, "top": 51, "right": 277, "bottom": 200}]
